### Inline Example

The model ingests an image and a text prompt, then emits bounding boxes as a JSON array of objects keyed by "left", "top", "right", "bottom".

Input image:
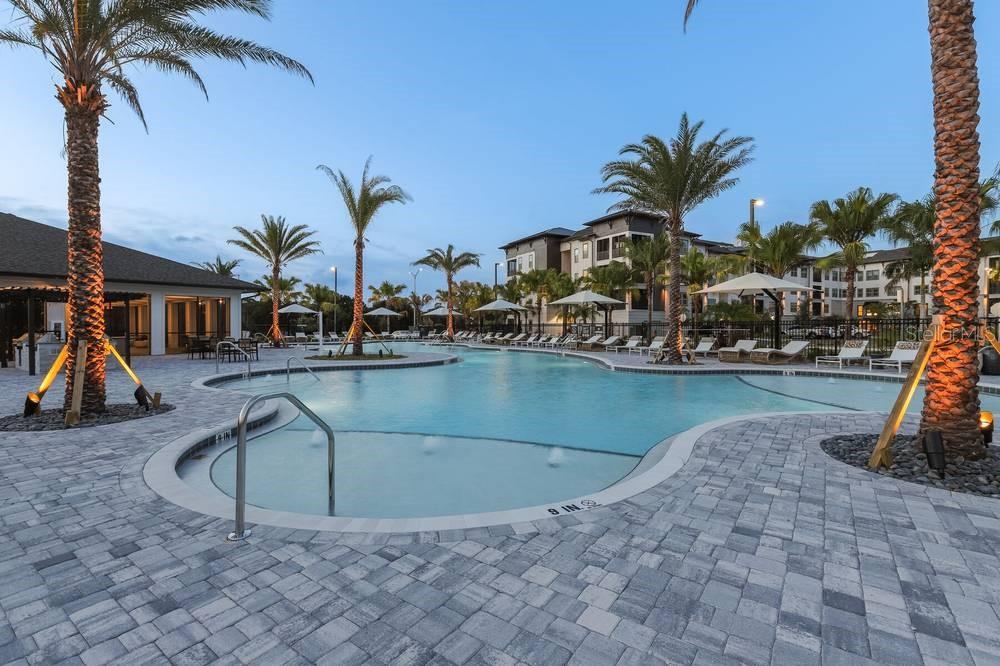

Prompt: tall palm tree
[
  {"left": 193, "top": 255, "right": 241, "bottom": 277},
  {"left": 229, "top": 215, "right": 320, "bottom": 346},
  {"left": 318, "top": 158, "right": 411, "bottom": 355},
  {"left": 738, "top": 221, "right": 822, "bottom": 316},
  {"left": 810, "top": 188, "right": 898, "bottom": 324},
  {"left": 623, "top": 233, "right": 671, "bottom": 335},
  {"left": 1, "top": 0, "right": 310, "bottom": 413},
  {"left": 595, "top": 114, "right": 754, "bottom": 363},
  {"left": 414, "top": 245, "right": 482, "bottom": 338}
]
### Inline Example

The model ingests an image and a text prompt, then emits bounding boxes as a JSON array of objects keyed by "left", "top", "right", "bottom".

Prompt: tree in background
[
  {"left": 672, "top": 248, "right": 720, "bottom": 320},
  {"left": 516, "top": 269, "right": 559, "bottom": 333},
  {"left": 193, "top": 255, "right": 241, "bottom": 277},
  {"left": 583, "top": 261, "right": 636, "bottom": 330},
  {"left": 737, "top": 221, "right": 822, "bottom": 316},
  {"left": 318, "top": 158, "right": 410, "bottom": 355},
  {"left": 230, "top": 215, "right": 320, "bottom": 346},
  {"left": 623, "top": 233, "right": 671, "bottom": 336},
  {"left": 596, "top": 114, "right": 754, "bottom": 363},
  {"left": 414, "top": 245, "right": 482, "bottom": 338},
  {"left": 0, "top": 0, "right": 310, "bottom": 412},
  {"left": 368, "top": 281, "right": 407, "bottom": 310}
]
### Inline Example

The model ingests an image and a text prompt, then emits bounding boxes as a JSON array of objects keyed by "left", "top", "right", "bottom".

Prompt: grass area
[{"left": 304, "top": 353, "right": 406, "bottom": 361}]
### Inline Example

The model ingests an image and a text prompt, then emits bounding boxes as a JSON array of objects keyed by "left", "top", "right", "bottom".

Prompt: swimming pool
[{"left": 187, "top": 344, "right": 1000, "bottom": 519}]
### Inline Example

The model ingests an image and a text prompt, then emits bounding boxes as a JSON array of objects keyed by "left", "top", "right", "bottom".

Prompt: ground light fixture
[
  {"left": 981, "top": 410, "right": 994, "bottom": 445},
  {"left": 921, "top": 430, "right": 946, "bottom": 473}
]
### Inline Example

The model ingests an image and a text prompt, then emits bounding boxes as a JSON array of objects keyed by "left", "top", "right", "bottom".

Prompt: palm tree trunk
[
  {"left": 446, "top": 276, "right": 454, "bottom": 338},
  {"left": 665, "top": 223, "right": 684, "bottom": 363},
  {"left": 647, "top": 275, "right": 654, "bottom": 339},
  {"left": 353, "top": 239, "right": 365, "bottom": 356},
  {"left": 920, "top": 274, "right": 927, "bottom": 316},
  {"left": 62, "top": 101, "right": 107, "bottom": 413},
  {"left": 921, "top": 0, "right": 984, "bottom": 458},
  {"left": 270, "top": 267, "right": 281, "bottom": 346},
  {"left": 845, "top": 263, "right": 856, "bottom": 336}
]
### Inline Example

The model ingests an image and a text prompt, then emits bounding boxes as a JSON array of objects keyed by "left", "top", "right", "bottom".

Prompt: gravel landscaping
[
  {"left": 822, "top": 432, "right": 1000, "bottom": 497},
  {"left": 0, "top": 402, "right": 175, "bottom": 431}
]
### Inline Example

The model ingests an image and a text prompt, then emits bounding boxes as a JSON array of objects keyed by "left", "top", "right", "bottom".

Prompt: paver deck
[{"left": 1, "top": 347, "right": 999, "bottom": 664}]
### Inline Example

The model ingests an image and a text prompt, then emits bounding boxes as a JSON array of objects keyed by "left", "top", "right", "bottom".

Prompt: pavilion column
[
  {"left": 149, "top": 292, "right": 165, "bottom": 355},
  {"left": 27, "top": 297, "right": 36, "bottom": 376},
  {"left": 124, "top": 296, "right": 132, "bottom": 366}
]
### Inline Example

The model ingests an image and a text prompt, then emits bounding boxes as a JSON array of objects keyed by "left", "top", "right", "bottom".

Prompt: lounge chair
[
  {"left": 514, "top": 334, "right": 539, "bottom": 347},
  {"left": 589, "top": 335, "right": 621, "bottom": 351},
  {"left": 717, "top": 339, "right": 757, "bottom": 362},
  {"left": 569, "top": 334, "right": 602, "bottom": 350},
  {"left": 632, "top": 336, "right": 665, "bottom": 356},
  {"left": 529, "top": 335, "right": 553, "bottom": 347},
  {"left": 503, "top": 333, "right": 526, "bottom": 345},
  {"left": 493, "top": 333, "right": 515, "bottom": 344},
  {"left": 750, "top": 340, "right": 811, "bottom": 365},
  {"left": 869, "top": 340, "right": 921, "bottom": 373},
  {"left": 691, "top": 337, "right": 716, "bottom": 358},
  {"left": 547, "top": 335, "right": 575, "bottom": 348},
  {"left": 815, "top": 339, "right": 870, "bottom": 368},
  {"left": 611, "top": 336, "right": 643, "bottom": 353}
]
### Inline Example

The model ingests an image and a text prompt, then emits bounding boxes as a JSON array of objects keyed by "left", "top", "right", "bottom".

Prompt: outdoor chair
[
  {"left": 515, "top": 334, "right": 539, "bottom": 347},
  {"left": 589, "top": 335, "right": 621, "bottom": 351},
  {"left": 691, "top": 337, "right": 716, "bottom": 358},
  {"left": 610, "top": 336, "right": 643, "bottom": 353},
  {"left": 631, "top": 336, "right": 665, "bottom": 355},
  {"left": 815, "top": 339, "right": 870, "bottom": 369},
  {"left": 717, "top": 339, "right": 757, "bottom": 362},
  {"left": 569, "top": 334, "right": 602, "bottom": 350},
  {"left": 869, "top": 340, "right": 921, "bottom": 373},
  {"left": 750, "top": 340, "right": 811, "bottom": 365}
]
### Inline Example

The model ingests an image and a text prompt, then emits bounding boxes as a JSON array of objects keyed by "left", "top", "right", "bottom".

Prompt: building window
[
  {"left": 789, "top": 268, "right": 797, "bottom": 278},
  {"left": 866, "top": 287, "right": 879, "bottom": 297},
  {"left": 507, "top": 259, "right": 516, "bottom": 275},
  {"left": 527, "top": 254, "right": 534, "bottom": 270},
  {"left": 866, "top": 269, "right": 879, "bottom": 281},
  {"left": 914, "top": 284, "right": 928, "bottom": 295},
  {"left": 857, "top": 288, "right": 863, "bottom": 297},
  {"left": 611, "top": 235, "right": 627, "bottom": 259},
  {"left": 516, "top": 257, "right": 524, "bottom": 272},
  {"left": 856, "top": 271, "right": 863, "bottom": 282},
  {"left": 582, "top": 243, "right": 590, "bottom": 259},
  {"left": 573, "top": 248, "right": 580, "bottom": 264},
  {"left": 596, "top": 238, "right": 610, "bottom": 261}
]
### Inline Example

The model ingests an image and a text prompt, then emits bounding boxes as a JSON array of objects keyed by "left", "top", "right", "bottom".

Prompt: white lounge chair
[
  {"left": 548, "top": 335, "right": 575, "bottom": 348},
  {"left": 514, "top": 334, "right": 538, "bottom": 347},
  {"left": 611, "top": 336, "right": 643, "bottom": 353},
  {"left": 717, "top": 339, "right": 757, "bottom": 362},
  {"left": 750, "top": 340, "right": 811, "bottom": 365},
  {"left": 590, "top": 335, "right": 621, "bottom": 351},
  {"left": 631, "top": 336, "right": 665, "bottom": 355},
  {"left": 530, "top": 335, "right": 553, "bottom": 347},
  {"left": 691, "top": 337, "right": 716, "bottom": 358},
  {"left": 570, "top": 334, "right": 602, "bottom": 350},
  {"left": 816, "top": 339, "right": 870, "bottom": 368},
  {"left": 869, "top": 341, "right": 921, "bottom": 373},
  {"left": 494, "top": 333, "right": 515, "bottom": 344}
]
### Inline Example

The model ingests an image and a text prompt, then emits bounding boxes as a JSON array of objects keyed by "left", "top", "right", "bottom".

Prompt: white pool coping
[{"left": 143, "top": 408, "right": 874, "bottom": 534}]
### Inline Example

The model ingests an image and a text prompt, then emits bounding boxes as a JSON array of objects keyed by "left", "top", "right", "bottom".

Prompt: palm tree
[
  {"left": 254, "top": 275, "right": 303, "bottom": 305},
  {"left": 623, "top": 233, "right": 671, "bottom": 335},
  {"left": 595, "top": 114, "right": 754, "bottom": 363},
  {"left": 414, "top": 245, "right": 482, "bottom": 338},
  {"left": 884, "top": 196, "right": 935, "bottom": 317},
  {"left": 810, "top": 188, "right": 898, "bottom": 324},
  {"left": 673, "top": 248, "right": 720, "bottom": 320},
  {"left": 318, "top": 158, "right": 411, "bottom": 355},
  {"left": 1, "top": 0, "right": 310, "bottom": 413},
  {"left": 303, "top": 283, "right": 336, "bottom": 333},
  {"left": 738, "top": 221, "right": 822, "bottom": 316},
  {"left": 193, "top": 255, "right": 241, "bottom": 277},
  {"left": 583, "top": 261, "right": 636, "bottom": 330},
  {"left": 229, "top": 215, "right": 320, "bottom": 346},
  {"left": 368, "top": 281, "right": 406, "bottom": 309},
  {"left": 516, "top": 269, "right": 558, "bottom": 333}
]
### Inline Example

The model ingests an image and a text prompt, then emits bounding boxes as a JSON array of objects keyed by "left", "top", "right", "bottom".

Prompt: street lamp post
[
  {"left": 749, "top": 198, "right": 764, "bottom": 232},
  {"left": 410, "top": 268, "right": 422, "bottom": 329},
  {"left": 494, "top": 262, "right": 501, "bottom": 297},
  {"left": 330, "top": 266, "right": 337, "bottom": 335}
]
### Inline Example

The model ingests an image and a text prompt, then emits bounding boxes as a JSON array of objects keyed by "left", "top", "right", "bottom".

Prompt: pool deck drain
[{"left": 1, "top": 348, "right": 1000, "bottom": 664}]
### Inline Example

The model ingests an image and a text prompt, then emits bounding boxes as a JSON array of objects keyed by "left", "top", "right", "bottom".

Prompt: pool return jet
[{"left": 23, "top": 338, "right": 161, "bottom": 424}]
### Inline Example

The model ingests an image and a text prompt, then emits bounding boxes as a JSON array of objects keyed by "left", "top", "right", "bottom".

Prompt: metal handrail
[
  {"left": 216, "top": 341, "right": 253, "bottom": 378},
  {"left": 285, "top": 356, "right": 320, "bottom": 383},
  {"left": 228, "top": 392, "right": 335, "bottom": 541}
]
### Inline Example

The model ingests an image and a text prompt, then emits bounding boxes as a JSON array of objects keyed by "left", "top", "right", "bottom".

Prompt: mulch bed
[
  {"left": 821, "top": 433, "right": 1000, "bottom": 498},
  {"left": 0, "top": 403, "right": 176, "bottom": 431}
]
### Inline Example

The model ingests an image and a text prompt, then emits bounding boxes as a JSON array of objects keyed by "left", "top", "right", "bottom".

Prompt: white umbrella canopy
[
  {"left": 474, "top": 299, "right": 528, "bottom": 312},
  {"left": 365, "top": 307, "right": 402, "bottom": 317},
  {"left": 548, "top": 290, "right": 624, "bottom": 306},
  {"left": 695, "top": 272, "right": 806, "bottom": 295},
  {"left": 277, "top": 303, "right": 317, "bottom": 314},
  {"left": 424, "top": 305, "right": 462, "bottom": 317}
]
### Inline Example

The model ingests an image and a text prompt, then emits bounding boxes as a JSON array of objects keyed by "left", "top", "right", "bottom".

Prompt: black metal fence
[{"left": 461, "top": 317, "right": 1000, "bottom": 358}]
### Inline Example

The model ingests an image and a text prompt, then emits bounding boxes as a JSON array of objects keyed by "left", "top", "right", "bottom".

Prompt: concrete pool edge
[{"left": 143, "top": 409, "right": 875, "bottom": 535}]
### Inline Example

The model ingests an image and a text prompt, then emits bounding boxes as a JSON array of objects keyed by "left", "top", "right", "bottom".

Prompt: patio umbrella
[
  {"left": 365, "top": 307, "right": 402, "bottom": 334},
  {"left": 423, "top": 305, "right": 462, "bottom": 317},
  {"left": 696, "top": 272, "right": 807, "bottom": 348},
  {"left": 474, "top": 299, "right": 527, "bottom": 333},
  {"left": 277, "top": 303, "right": 323, "bottom": 349},
  {"left": 548, "top": 290, "right": 624, "bottom": 332}
]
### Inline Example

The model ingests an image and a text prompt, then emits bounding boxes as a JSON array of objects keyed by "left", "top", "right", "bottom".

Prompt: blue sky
[{"left": 3, "top": 0, "right": 1000, "bottom": 295}]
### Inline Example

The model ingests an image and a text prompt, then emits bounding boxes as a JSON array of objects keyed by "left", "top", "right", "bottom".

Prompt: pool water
[{"left": 203, "top": 344, "right": 1000, "bottom": 518}]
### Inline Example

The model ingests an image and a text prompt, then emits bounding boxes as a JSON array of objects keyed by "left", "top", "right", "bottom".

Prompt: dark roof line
[
  {"left": 0, "top": 213, "right": 259, "bottom": 291},
  {"left": 499, "top": 226, "right": 576, "bottom": 250}
]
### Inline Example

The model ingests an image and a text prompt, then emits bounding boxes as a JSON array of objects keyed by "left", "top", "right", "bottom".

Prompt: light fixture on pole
[
  {"left": 750, "top": 198, "right": 764, "bottom": 231},
  {"left": 330, "top": 266, "right": 338, "bottom": 335},
  {"left": 494, "top": 262, "right": 501, "bottom": 297},
  {"left": 409, "top": 268, "right": 422, "bottom": 328}
]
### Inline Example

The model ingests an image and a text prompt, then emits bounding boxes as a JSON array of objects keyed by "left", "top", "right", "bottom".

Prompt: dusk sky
[{"left": 3, "top": 0, "right": 1000, "bottom": 295}]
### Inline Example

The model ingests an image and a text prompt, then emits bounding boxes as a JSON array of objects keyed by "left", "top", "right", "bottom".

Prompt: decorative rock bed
[
  {"left": 822, "top": 433, "right": 1000, "bottom": 498},
  {"left": 0, "top": 403, "right": 175, "bottom": 431}
]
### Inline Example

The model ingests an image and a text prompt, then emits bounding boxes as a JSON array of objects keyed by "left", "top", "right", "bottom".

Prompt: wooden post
[
  {"left": 868, "top": 315, "right": 940, "bottom": 469},
  {"left": 27, "top": 297, "right": 36, "bottom": 376},
  {"left": 124, "top": 295, "right": 132, "bottom": 367},
  {"left": 64, "top": 340, "right": 88, "bottom": 426}
]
